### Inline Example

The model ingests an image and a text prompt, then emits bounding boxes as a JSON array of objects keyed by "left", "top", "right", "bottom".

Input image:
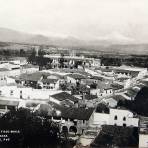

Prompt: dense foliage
[
  {"left": 100, "top": 56, "right": 148, "bottom": 68},
  {"left": 96, "top": 103, "right": 109, "bottom": 114},
  {"left": 0, "top": 108, "right": 60, "bottom": 147},
  {"left": 118, "top": 87, "right": 148, "bottom": 116},
  {"left": 90, "top": 125, "right": 139, "bottom": 148}
]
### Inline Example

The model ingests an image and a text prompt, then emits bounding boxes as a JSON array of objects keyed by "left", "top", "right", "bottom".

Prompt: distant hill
[
  {"left": 0, "top": 27, "right": 33, "bottom": 43},
  {"left": 0, "top": 27, "right": 148, "bottom": 55},
  {"left": 0, "top": 27, "right": 110, "bottom": 47}
]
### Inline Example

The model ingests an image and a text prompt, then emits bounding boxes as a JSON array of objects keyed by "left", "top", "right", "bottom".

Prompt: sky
[{"left": 0, "top": 0, "right": 148, "bottom": 43}]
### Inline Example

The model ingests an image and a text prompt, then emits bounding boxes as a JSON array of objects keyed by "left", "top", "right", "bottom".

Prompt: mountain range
[
  {"left": 0, "top": 27, "right": 136, "bottom": 46},
  {"left": 0, "top": 27, "right": 148, "bottom": 55}
]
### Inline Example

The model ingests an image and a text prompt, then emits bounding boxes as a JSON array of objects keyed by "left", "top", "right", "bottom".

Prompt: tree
[
  {"left": 59, "top": 83, "right": 67, "bottom": 91},
  {"left": 96, "top": 103, "right": 109, "bottom": 113},
  {"left": 117, "top": 87, "right": 148, "bottom": 117},
  {"left": 61, "top": 126, "right": 68, "bottom": 141},
  {"left": 90, "top": 125, "right": 139, "bottom": 148},
  {"left": 28, "top": 48, "right": 36, "bottom": 64},
  {"left": 0, "top": 108, "right": 60, "bottom": 147},
  {"left": 38, "top": 49, "right": 44, "bottom": 57},
  {"left": 20, "top": 49, "right": 26, "bottom": 57},
  {"left": 90, "top": 82, "right": 97, "bottom": 89},
  {"left": 59, "top": 53, "right": 64, "bottom": 68}
]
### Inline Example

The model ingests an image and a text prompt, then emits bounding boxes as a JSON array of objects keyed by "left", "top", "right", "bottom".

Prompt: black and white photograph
[{"left": 0, "top": 0, "right": 147, "bottom": 147}]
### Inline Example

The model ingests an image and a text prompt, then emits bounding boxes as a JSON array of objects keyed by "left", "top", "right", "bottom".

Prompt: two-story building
[{"left": 89, "top": 108, "right": 139, "bottom": 128}]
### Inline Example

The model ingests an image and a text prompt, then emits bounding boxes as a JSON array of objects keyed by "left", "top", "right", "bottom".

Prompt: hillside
[{"left": 0, "top": 27, "right": 148, "bottom": 55}]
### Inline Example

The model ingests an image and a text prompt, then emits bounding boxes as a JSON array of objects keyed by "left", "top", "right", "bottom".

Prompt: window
[
  {"left": 114, "top": 115, "right": 117, "bottom": 120},
  {"left": 123, "top": 117, "right": 126, "bottom": 121},
  {"left": 10, "top": 90, "right": 13, "bottom": 96},
  {"left": 123, "top": 123, "right": 126, "bottom": 127},
  {"left": 20, "top": 90, "right": 22, "bottom": 99}
]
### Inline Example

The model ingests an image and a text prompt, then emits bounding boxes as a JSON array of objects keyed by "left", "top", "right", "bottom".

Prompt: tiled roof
[
  {"left": 49, "top": 102, "right": 94, "bottom": 120},
  {"left": 125, "top": 88, "right": 138, "bottom": 97},
  {"left": 51, "top": 92, "right": 78, "bottom": 103},
  {"left": 111, "top": 83, "right": 124, "bottom": 90},
  {"left": 60, "top": 107, "right": 94, "bottom": 120},
  {"left": 18, "top": 72, "right": 51, "bottom": 82},
  {"left": 112, "top": 95, "right": 126, "bottom": 102},
  {"left": 41, "top": 79, "right": 58, "bottom": 84},
  {"left": 84, "top": 95, "right": 98, "bottom": 100},
  {"left": 0, "top": 100, "right": 19, "bottom": 106}
]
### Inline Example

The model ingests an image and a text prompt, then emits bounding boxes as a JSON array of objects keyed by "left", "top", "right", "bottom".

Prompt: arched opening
[
  {"left": 123, "top": 116, "right": 126, "bottom": 121},
  {"left": 61, "top": 126, "right": 68, "bottom": 140},
  {"left": 62, "top": 126, "right": 68, "bottom": 133},
  {"left": 69, "top": 126, "right": 77, "bottom": 134},
  {"left": 114, "top": 115, "right": 117, "bottom": 120},
  {"left": 123, "top": 123, "right": 126, "bottom": 127}
]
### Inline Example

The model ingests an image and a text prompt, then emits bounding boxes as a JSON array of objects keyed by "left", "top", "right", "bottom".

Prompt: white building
[
  {"left": 90, "top": 89, "right": 100, "bottom": 96},
  {"left": 0, "top": 85, "right": 62, "bottom": 100},
  {"left": 90, "top": 87, "right": 113, "bottom": 97},
  {"left": 89, "top": 112, "right": 109, "bottom": 127},
  {"left": 66, "top": 73, "right": 86, "bottom": 85},
  {"left": 91, "top": 59, "right": 101, "bottom": 67},
  {"left": 100, "top": 88, "right": 113, "bottom": 96},
  {"left": 103, "top": 98, "right": 117, "bottom": 108},
  {"left": 109, "top": 108, "right": 139, "bottom": 127},
  {"left": 89, "top": 108, "right": 139, "bottom": 128},
  {"left": 137, "top": 69, "right": 148, "bottom": 79},
  {"left": 139, "top": 134, "right": 148, "bottom": 148}
]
